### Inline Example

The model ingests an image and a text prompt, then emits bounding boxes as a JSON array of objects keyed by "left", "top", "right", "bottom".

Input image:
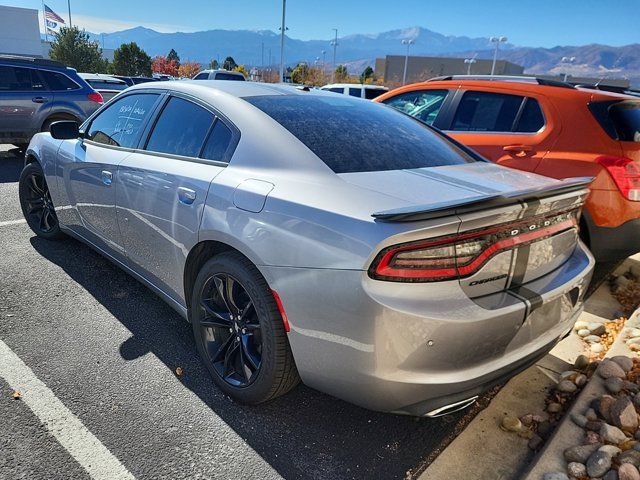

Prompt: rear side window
[
  {"left": 201, "top": 121, "right": 233, "bottom": 161},
  {"left": 364, "top": 88, "right": 386, "bottom": 100},
  {"left": 383, "top": 89, "right": 448, "bottom": 126},
  {"left": 86, "top": 93, "right": 159, "bottom": 148},
  {"left": 193, "top": 72, "right": 209, "bottom": 80},
  {"left": 0, "top": 66, "right": 33, "bottom": 91},
  {"left": 39, "top": 70, "right": 80, "bottom": 91},
  {"left": 592, "top": 101, "right": 640, "bottom": 142},
  {"left": 452, "top": 91, "right": 523, "bottom": 132},
  {"left": 348, "top": 87, "right": 361, "bottom": 97},
  {"left": 245, "top": 95, "right": 475, "bottom": 173},
  {"left": 146, "top": 97, "right": 214, "bottom": 157},
  {"left": 516, "top": 98, "right": 545, "bottom": 132}
]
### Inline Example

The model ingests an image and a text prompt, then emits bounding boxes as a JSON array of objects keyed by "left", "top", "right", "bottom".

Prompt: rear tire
[
  {"left": 18, "top": 162, "right": 64, "bottom": 240},
  {"left": 191, "top": 252, "right": 299, "bottom": 404}
]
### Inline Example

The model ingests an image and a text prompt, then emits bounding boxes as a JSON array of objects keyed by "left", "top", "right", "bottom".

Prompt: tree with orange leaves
[
  {"left": 178, "top": 61, "right": 202, "bottom": 79},
  {"left": 151, "top": 55, "right": 178, "bottom": 77}
]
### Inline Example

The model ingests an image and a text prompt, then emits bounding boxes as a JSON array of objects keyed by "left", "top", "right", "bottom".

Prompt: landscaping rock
[
  {"left": 605, "top": 470, "right": 620, "bottom": 480},
  {"left": 501, "top": 415, "right": 522, "bottom": 432},
  {"left": 575, "top": 354, "right": 590, "bottom": 370},
  {"left": 613, "top": 356, "right": 635, "bottom": 373},
  {"left": 611, "top": 397, "right": 639, "bottom": 432},
  {"left": 585, "top": 334, "right": 603, "bottom": 343},
  {"left": 566, "top": 462, "right": 587, "bottom": 478},
  {"left": 557, "top": 380, "right": 578, "bottom": 393},
  {"left": 599, "top": 396, "right": 617, "bottom": 420},
  {"left": 574, "top": 320, "right": 590, "bottom": 330},
  {"left": 635, "top": 430, "right": 640, "bottom": 441},
  {"left": 564, "top": 443, "right": 602, "bottom": 463},
  {"left": 547, "top": 402, "right": 562, "bottom": 414},
  {"left": 589, "top": 323, "right": 607, "bottom": 335},
  {"left": 592, "top": 343, "right": 605, "bottom": 354},
  {"left": 571, "top": 413, "right": 588, "bottom": 428},
  {"left": 599, "top": 360, "right": 627, "bottom": 379},
  {"left": 587, "top": 450, "right": 613, "bottom": 477},
  {"left": 600, "top": 423, "right": 628, "bottom": 444},
  {"left": 619, "top": 449, "right": 640, "bottom": 467},
  {"left": 586, "top": 431, "right": 602, "bottom": 444},
  {"left": 575, "top": 373, "right": 588, "bottom": 387},
  {"left": 528, "top": 434, "right": 543, "bottom": 450},
  {"left": 633, "top": 393, "right": 640, "bottom": 409},
  {"left": 578, "top": 328, "right": 591, "bottom": 337},
  {"left": 618, "top": 463, "right": 640, "bottom": 480},
  {"left": 623, "top": 381, "right": 640, "bottom": 393},
  {"left": 586, "top": 420, "right": 604, "bottom": 431},
  {"left": 599, "top": 445, "right": 622, "bottom": 456},
  {"left": 607, "top": 377, "right": 625, "bottom": 394},
  {"left": 586, "top": 408, "right": 598, "bottom": 421},
  {"left": 560, "top": 370, "right": 577, "bottom": 381}
]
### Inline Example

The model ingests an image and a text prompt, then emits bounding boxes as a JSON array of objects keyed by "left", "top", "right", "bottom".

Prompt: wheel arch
[{"left": 40, "top": 111, "right": 80, "bottom": 132}]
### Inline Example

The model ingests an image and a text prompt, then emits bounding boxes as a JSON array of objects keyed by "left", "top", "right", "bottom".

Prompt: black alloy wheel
[{"left": 19, "top": 162, "right": 64, "bottom": 240}]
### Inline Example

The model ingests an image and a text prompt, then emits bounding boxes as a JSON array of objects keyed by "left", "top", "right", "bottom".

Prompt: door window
[
  {"left": 0, "top": 66, "right": 33, "bottom": 91},
  {"left": 193, "top": 72, "right": 209, "bottom": 80},
  {"left": 39, "top": 70, "right": 80, "bottom": 91},
  {"left": 201, "top": 120, "right": 233, "bottom": 162},
  {"left": 348, "top": 87, "right": 361, "bottom": 97},
  {"left": 515, "top": 98, "right": 545, "bottom": 133},
  {"left": 86, "top": 93, "right": 159, "bottom": 148},
  {"left": 145, "top": 97, "right": 214, "bottom": 158},
  {"left": 452, "top": 91, "right": 523, "bottom": 132},
  {"left": 382, "top": 89, "right": 449, "bottom": 126}
]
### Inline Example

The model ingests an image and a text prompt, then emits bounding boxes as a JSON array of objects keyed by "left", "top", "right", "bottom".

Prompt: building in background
[
  {"left": 0, "top": 5, "right": 43, "bottom": 57},
  {"left": 374, "top": 55, "right": 524, "bottom": 84}
]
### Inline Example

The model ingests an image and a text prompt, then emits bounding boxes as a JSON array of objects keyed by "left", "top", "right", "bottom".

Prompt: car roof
[
  {"left": 0, "top": 55, "right": 70, "bottom": 71},
  {"left": 201, "top": 69, "right": 244, "bottom": 75},
  {"left": 78, "top": 73, "right": 127, "bottom": 83},
  {"left": 127, "top": 80, "right": 327, "bottom": 98},
  {"left": 321, "top": 83, "right": 388, "bottom": 90}
]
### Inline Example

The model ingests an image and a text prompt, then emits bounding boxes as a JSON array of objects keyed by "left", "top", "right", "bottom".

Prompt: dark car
[
  {"left": 113, "top": 75, "right": 159, "bottom": 87},
  {"left": 0, "top": 55, "right": 103, "bottom": 148}
]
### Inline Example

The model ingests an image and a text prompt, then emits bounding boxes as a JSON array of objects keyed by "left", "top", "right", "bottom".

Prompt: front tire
[
  {"left": 191, "top": 252, "right": 299, "bottom": 404},
  {"left": 19, "top": 162, "right": 64, "bottom": 240}
]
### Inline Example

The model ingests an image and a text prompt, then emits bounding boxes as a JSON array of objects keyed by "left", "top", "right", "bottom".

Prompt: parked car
[
  {"left": 376, "top": 75, "right": 640, "bottom": 262},
  {"left": 20, "top": 81, "right": 594, "bottom": 416},
  {"left": 192, "top": 69, "right": 246, "bottom": 81},
  {"left": 0, "top": 55, "right": 103, "bottom": 148},
  {"left": 78, "top": 73, "right": 128, "bottom": 102},
  {"left": 320, "top": 83, "right": 388, "bottom": 100},
  {"left": 113, "top": 75, "right": 159, "bottom": 87}
]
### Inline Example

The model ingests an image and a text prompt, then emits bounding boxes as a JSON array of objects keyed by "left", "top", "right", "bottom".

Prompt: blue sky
[{"left": 7, "top": 0, "right": 639, "bottom": 47}]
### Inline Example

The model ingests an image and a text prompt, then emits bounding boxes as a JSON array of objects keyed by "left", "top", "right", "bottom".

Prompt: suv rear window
[
  {"left": 86, "top": 80, "right": 127, "bottom": 91},
  {"left": 245, "top": 95, "right": 475, "bottom": 173},
  {"left": 591, "top": 101, "right": 640, "bottom": 142},
  {"left": 213, "top": 72, "right": 245, "bottom": 81}
]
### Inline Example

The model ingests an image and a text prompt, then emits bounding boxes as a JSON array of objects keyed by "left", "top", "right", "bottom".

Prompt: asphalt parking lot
[{"left": 0, "top": 144, "right": 468, "bottom": 480}]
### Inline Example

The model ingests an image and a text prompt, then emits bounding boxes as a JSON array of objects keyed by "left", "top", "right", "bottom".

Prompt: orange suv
[{"left": 376, "top": 76, "right": 640, "bottom": 261}]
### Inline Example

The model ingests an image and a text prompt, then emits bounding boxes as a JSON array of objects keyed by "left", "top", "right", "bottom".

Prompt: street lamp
[
  {"left": 279, "top": 0, "right": 287, "bottom": 83},
  {"left": 321, "top": 50, "right": 326, "bottom": 82},
  {"left": 330, "top": 29, "right": 338, "bottom": 83},
  {"left": 561, "top": 56, "right": 576, "bottom": 82},
  {"left": 401, "top": 39, "right": 415, "bottom": 85},
  {"left": 490, "top": 36, "right": 507, "bottom": 76},
  {"left": 464, "top": 57, "right": 477, "bottom": 75}
]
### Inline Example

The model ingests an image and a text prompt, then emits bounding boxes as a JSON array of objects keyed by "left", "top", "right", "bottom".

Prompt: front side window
[
  {"left": 348, "top": 88, "right": 361, "bottom": 97},
  {"left": 383, "top": 89, "right": 448, "bottom": 126},
  {"left": 452, "top": 91, "right": 523, "bottom": 132},
  {"left": 39, "top": 70, "right": 80, "bottom": 91},
  {"left": 146, "top": 97, "right": 214, "bottom": 157},
  {"left": 86, "top": 93, "right": 159, "bottom": 148},
  {"left": 0, "top": 66, "right": 33, "bottom": 91},
  {"left": 193, "top": 72, "right": 209, "bottom": 80},
  {"left": 246, "top": 95, "right": 475, "bottom": 173}
]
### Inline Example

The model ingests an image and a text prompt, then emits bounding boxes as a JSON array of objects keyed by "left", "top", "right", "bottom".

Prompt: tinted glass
[
  {"left": 86, "top": 80, "right": 127, "bottom": 91},
  {"left": 40, "top": 70, "right": 79, "bottom": 91},
  {"left": 348, "top": 88, "right": 361, "bottom": 97},
  {"left": 364, "top": 88, "right": 386, "bottom": 100},
  {"left": 246, "top": 95, "right": 475, "bottom": 173},
  {"left": 383, "top": 89, "right": 448, "bottom": 126},
  {"left": 201, "top": 121, "right": 233, "bottom": 161},
  {"left": 0, "top": 66, "right": 32, "bottom": 91},
  {"left": 328, "top": 87, "right": 343, "bottom": 94},
  {"left": 214, "top": 72, "right": 245, "bottom": 81},
  {"left": 86, "top": 93, "right": 159, "bottom": 148},
  {"left": 146, "top": 97, "right": 214, "bottom": 157},
  {"left": 609, "top": 102, "right": 640, "bottom": 142},
  {"left": 516, "top": 98, "right": 545, "bottom": 132},
  {"left": 193, "top": 73, "right": 209, "bottom": 80},
  {"left": 452, "top": 91, "right": 523, "bottom": 132}
]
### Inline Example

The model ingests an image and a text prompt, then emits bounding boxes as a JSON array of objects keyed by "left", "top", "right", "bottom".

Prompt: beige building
[{"left": 374, "top": 55, "right": 524, "bottom": 84}]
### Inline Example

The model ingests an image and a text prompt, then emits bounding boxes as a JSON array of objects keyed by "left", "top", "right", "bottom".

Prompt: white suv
[{"left": 193, "top": 69, "right": 246, "bottom": 81}]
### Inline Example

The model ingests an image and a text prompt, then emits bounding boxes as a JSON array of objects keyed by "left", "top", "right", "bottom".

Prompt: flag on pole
[{"left": 44, "top": 4, "right": 65, "bottom": 24}]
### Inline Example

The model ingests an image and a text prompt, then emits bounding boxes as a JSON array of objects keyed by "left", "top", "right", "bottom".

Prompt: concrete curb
[{"left": 521, "top": 305, "right": 640, "bottom": 480}]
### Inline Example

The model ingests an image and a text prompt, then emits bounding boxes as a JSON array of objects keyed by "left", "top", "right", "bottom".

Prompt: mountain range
[{"left": 88, "top": 26, "right": 640, "bottom": 86}]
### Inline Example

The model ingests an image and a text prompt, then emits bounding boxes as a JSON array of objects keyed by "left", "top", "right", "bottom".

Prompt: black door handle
[{"left": 32, "top": 97, "right": 46, "bottom": 104}]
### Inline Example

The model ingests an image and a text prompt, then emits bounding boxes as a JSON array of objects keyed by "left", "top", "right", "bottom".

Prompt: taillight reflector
[
  {"left": 271, "top": 290, "right": 290, "bottom": 332},
  {"left": 596, "top": 156, "right": 640, "bottom": 201},
  {"left": 370, "top": 210, "right": 579, "bottom": 282},
  {"left": 87, "top": 92, "right": 104, "bottom": 104}
]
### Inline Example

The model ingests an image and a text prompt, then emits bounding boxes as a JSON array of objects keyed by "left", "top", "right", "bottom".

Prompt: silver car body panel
[{"left": 25, "top": 80, "right": 594, "bottom": 415}]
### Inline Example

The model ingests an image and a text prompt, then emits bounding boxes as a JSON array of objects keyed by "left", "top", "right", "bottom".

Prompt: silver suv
[{"left": 0, "top": 55, "right": 103, "bottom": 148}]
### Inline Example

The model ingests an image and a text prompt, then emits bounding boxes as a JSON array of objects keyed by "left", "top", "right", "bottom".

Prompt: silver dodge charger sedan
[{"left": 19, "top": 81, "right": 594, "bottom": 416}]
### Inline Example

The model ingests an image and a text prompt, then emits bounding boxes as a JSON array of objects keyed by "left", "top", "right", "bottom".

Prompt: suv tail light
[
  {"left": 369, "top": 210, "right": 579, "bottom": 282},
  {"left": 87, "top": 92, "right": 104, "bottom": 104},
  {"left": 596, "top": 156, "right": 640, "bottom": 201}
]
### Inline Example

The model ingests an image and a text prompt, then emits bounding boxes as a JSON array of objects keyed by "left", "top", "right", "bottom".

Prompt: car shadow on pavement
[
  {"left": 0, "top": 148, "right": 23, "bottom": 184},
  {"left": 30, "top": 234, "right": 465, "bottom": 480}
]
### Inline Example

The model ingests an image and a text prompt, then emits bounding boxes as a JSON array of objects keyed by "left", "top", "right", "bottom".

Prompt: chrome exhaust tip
[{"left": 424, "top": 396, "right": 478, "bottom": 418}]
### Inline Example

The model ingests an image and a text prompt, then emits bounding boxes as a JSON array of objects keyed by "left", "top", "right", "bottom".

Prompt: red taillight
[
  {"left": 370, "top": 210, "right": 579, "bottom": 282},
  {"left": 271, "top": 290, "right": 290, "bottom": 332},
  {"left": 87, "top": 92, "right": 104, "bottom": 104},
  {"left": 596, "top": 156, "right": 640, "bottom": 201}
]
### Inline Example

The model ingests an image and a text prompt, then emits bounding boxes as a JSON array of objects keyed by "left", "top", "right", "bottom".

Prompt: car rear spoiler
[{"left": 372, "top": 177, "right": 593, "bottom": 222}]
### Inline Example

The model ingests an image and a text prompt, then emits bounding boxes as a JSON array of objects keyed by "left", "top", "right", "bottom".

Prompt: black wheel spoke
[
  {"left": 214, "top": 275, "right": 237, "bottom": 316},
  {"left": 29, "top": 175, "right": 45, "bottom": 196},
  {"left": 237, "top": 343, "right": 251, "bottom": 381},
  {"left": 200, "top": 300, "right": 232, "bottom": 328},
  {"left": 239, "top": 300, "right": 254, "bottom": 323},
  {"left": 240, "top": 338, "right": 259, "bottom": 371},
  {"left": 222, "top": 339, "right": 240, "bottom": 378},
  {"left": 211, "top": 334, "right": 235, "bottom": 363}
]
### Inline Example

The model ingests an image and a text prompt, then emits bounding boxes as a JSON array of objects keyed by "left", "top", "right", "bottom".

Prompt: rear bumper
[{"left": 584, "top": 213, "right": 640, "bottom": 261}]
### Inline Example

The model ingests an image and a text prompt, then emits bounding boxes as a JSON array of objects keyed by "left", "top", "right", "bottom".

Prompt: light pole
[
  {"left": 321, "top": 50, "right": 326, "bottom": 82},
  {"left": 401, "top": 39, "right": 414, "bottom": 85},
  {"left": 67, "top": 0, "right": 72, "bottom": 27},
  {"left": 464, "top": 57, "right": 477, "bottom": 75},
  {"left": 330, "top": 29, "right": 338, "bottom": 83},
  {"left": 561, "top": 56, "right": 576, "bottom": 82},
  {"left": 490, "top": 36, "right": 507, "bottom": 75},
  {"left": 279, "top": 0, "right": 287, "bottom": 83}
]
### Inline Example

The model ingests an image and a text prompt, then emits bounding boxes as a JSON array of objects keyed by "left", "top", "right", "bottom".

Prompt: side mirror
[{"left": 49, "top": 121, "right": 80, "bottom": 140}]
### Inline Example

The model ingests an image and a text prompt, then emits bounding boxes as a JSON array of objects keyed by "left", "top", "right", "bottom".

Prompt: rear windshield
[
  {"left": 214, "top": 73, "right": 245, "bottom": 81},
  {"left": 87, "top": 80, "right": 127, "bottom": 91},
  {"left": 245, "top": 94, "right": 475, "bottom": 173},
  {"left": 590, "top": 100, "right": 640, "bottom": 142}
]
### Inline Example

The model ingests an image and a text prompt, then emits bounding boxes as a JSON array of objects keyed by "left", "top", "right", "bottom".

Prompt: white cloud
[{"left": 37, "top": 11, "right": 194, "bottom": 34}]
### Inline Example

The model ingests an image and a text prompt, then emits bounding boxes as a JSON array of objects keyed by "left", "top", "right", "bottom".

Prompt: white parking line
[
  {"left": 0, "top": 340, "right": 136, "bottom": 480},
  {"left": 0, "top": 219, "right": 26, "bottom": 227}
]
